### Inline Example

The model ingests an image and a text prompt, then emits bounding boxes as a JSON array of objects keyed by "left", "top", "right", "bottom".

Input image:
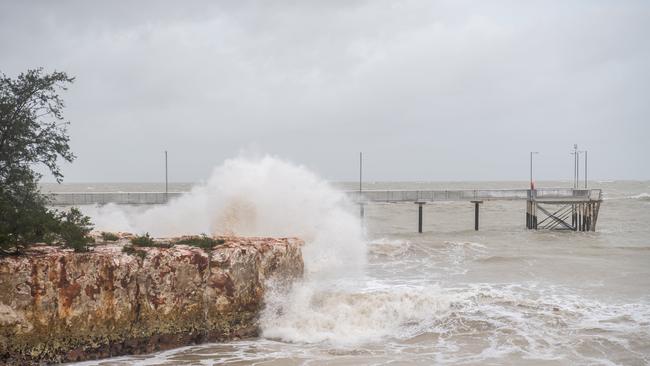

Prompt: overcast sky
[{"left": 1, "top": 1, "right": 648, "bottom": 182}]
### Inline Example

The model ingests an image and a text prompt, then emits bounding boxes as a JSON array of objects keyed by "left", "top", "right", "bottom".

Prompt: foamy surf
[
  {"left": 628, "top": 192, "right": 650, "bottom": 201},
  {"left": 260, "top": 284, "right": 452, "bottom": 345},
  {"left": 72, "top": 282, "right": 650, "bottom": 365},
  {"left": 368, "top": 238, "right": 411, "bottom": 257}
]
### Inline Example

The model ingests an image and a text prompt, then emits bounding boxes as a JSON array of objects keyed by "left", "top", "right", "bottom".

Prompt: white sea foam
[
  {"left": 628, "top": 192, "right": 650, "bottom": 201},
  {"left": 444, "top": 240, "right": 487, "bottom": 250},
  {"left": 260, "top": 284, "right": 452, "bottom": 345},
  {"left": 85, "top": 155, "right": 366, "bottom": 275},
  {"left": 368, "top": 238, "right": 411, "bottom": 257},
  {"left": 76, "top": 282, "right": 650, "bottom": 365},
  {"left": 88, "top": 156, "right": 451, "bottom": 347}
]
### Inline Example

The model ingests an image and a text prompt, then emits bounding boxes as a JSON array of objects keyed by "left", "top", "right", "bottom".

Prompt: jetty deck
[
  {"left": 48, "top": 188, "right": 602, "bottom": 232},
  {"left": 350, "top": 188, "right": 601, "bottom": 232}
]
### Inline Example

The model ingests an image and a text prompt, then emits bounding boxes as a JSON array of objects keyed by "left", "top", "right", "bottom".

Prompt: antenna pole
[{"left": 573, "top": 144, "right": 578, "bottom": 189}]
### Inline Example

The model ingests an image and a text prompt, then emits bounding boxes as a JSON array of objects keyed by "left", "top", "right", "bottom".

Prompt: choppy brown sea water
[{"left": 43, "top": 180, "right": 650, "bottom": 366}]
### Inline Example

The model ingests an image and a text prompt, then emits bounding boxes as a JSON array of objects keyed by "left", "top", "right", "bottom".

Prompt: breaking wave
[
  {"left": 85, "top": 155, "right": 366, "bottom": 275},
  {"left": 261, "top": 285, "right": 452, "bottom": 345},
  {"left": 628, "top": 192, "right": 650, "bottom": 201},
  {"left": 368, "top": 238, "right": 411, "bottom": 258},
  {"left": 79, "top": 158, "right": 650, "bottom": 365}
]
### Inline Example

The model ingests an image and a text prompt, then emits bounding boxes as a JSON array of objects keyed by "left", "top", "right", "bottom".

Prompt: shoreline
[{"left": 0, "top": 236, "right": 304, "bottom": 365}]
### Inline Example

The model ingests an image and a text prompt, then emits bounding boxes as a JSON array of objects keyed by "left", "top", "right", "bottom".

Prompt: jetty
[
  {"left": 349, "top": 188, "right": 602, "bottom": 232},
  {"left": 48, "top": 188, "right": 602, "bottom": 232}
]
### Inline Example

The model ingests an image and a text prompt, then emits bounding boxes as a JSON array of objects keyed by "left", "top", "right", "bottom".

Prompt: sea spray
[
  {"left": 84, "top": 156, "right": 453, "bottom": 346},
  {"left": 85, "top": 155, "right": 367, "bottom": 275}
]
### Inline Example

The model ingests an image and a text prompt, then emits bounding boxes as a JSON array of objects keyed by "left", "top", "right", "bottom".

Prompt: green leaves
[
  {"left": 0, "top": 68, "right": 75, "bottom": 184},
  {"left": 0, "top": 68, "right": 93, "bottom": 254},
  {"left": 177, "top": 234, "right": 225, "bottom": 250},
  {"left": 56, "top": 208, "right": 94, "bottom": 252},
  {"left": 131, "top": 233, "right": 156, "bottom": 247}
]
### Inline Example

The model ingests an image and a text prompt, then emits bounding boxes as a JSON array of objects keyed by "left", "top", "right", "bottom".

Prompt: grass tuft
[
  {"left": 177, "top": 234, "right": 225, "bottom": 250},
  {"left": 131, "top": 233, "right": 155, "bottom": 247},
  {"left": 122, "top": 245, "right": 146, "bottom": 260},
  {"left": 101, "top": 232, "right": 119, "bottom": 241}
]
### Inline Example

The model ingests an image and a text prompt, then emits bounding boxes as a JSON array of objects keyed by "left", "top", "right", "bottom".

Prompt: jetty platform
[
  {"left": 348, "top": 188, "right": 602, "bottom": 232},
  {"left": 48, "top": 188, "right": 602, "bottom": 232}
]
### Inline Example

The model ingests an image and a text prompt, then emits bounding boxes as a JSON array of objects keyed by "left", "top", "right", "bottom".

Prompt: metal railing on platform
[
  {"left": 46, "top": 188, "right": 602, "bottom": 206},
  {"left": 47, "top": 192, "right": 184, "bottom": 205},
  {"left": 347, "top": 188, "right": 602, "bottom": 203}
]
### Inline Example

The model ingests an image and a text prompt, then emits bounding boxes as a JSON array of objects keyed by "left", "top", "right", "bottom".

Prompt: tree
[{"left": 0, "top": 68, "right": 93, "bottom": 254}]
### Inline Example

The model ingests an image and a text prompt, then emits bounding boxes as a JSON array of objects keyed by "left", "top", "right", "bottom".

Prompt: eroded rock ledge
[{"left": 0, "top": 236, "right": 304, "bottom": 365}]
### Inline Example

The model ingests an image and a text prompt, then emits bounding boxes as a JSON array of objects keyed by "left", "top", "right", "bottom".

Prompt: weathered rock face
[{"left": 0, "top": 237, "right": 303, "bottom": 365}]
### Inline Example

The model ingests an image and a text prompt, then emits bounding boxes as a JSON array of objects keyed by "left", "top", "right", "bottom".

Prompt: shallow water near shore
[{"left": 56, "top": 178, "right": 650, "bottom": 366}]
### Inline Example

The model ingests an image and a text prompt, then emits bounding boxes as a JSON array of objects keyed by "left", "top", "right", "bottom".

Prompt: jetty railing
[
  {"left": 46, "top": 188, "right": 602, "bottom": 232},
  {"left": 347, "top": 188, "right": 601, "bottom": 203},
  {"left": 47, "top": 192, "right": 184, "bottom": 205}
]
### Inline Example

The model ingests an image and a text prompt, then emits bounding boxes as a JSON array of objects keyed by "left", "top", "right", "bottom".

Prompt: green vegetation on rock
[
  {"left": 131, "top": 233, "right": 161, "bottom": 247},
  {"left": 177, "top": 235, "right": 225, "bottom": 250},
  {"left": 122, "top": 244, "right": 146, "bottom": 259},
  {"left": 101, "top": 232, "right": 119, "bottom": 241},
  {"left": 57, "top": 208, "right": 95, "bottom": 252}
]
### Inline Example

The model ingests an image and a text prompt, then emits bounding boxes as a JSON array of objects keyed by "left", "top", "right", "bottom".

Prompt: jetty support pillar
[
  {"left": 416, "top": 202, "right": 425, "bottom": 233},
  {"left": 471, "top": 201, "right": 483, "bottom": 231},
  {"left": 526, "top": 200, "right": 538, "bottom": 230}
]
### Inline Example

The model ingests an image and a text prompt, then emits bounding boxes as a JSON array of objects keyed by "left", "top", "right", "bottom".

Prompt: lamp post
[
  {"left": 530, "top": 151, "right": 539, "bottom": 190},
  {"left": 359, "top": 152, "right": 364, "bottom": 218},
  {"left": 359, "top": 152, "right": 363, "bottom": 194},
  {"left": 164, "top": 150, "right": 168, "bottom": 197},
  {"left": 572, "top": 144, "right": 578, "bottom": 189},
  {"left": 584, "top": 150, "right": 588, "bottom": 189}
]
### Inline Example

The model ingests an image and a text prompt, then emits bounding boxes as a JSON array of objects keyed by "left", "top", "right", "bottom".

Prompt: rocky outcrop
[{"left": 0, "top": 236, "right": 303, "bottom": 365}]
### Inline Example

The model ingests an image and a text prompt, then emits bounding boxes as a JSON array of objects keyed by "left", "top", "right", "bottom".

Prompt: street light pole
[
  {"left": 359, "top": 152, "right": 364, "bottom": 219},
  {"left": 577, "top": 150, "right": 580, "bottom": 188},
  {"left": 530, "top": 151, "right": 539, "bottom": 190},
  {"left": 359, "top": 152, "right": 363, "bottom": 194},
  {"left": 584, "top": 150, "right": 588, "bottom": 189},
  {"left": 573, "top": 144, "right": 578, "bottom": 189},
  {"left": 165, "top": 150, "right": 168, "bottom": 196}
]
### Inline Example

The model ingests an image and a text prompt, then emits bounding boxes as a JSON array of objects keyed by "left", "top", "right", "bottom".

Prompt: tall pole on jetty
[
  {"left": 573, "top": 144, "right": 578, "bottom": 189},
  {"left": 584, "top": 150, "right": 588, "bottom": 189},
  {"left": 577, "top": 151, "right": 581, "bottom": 188},
  {"left": 571, "top": 144, "right": 577, "bottom": 228},
  {"left": 359, "top": 152, "right": 364, "bottom": 218},
  {"left": 530, "top": 151, "right": 539, "bottom": 190},
  {"left": 165, "top": 150, "right": 168, "bottom": 200}
]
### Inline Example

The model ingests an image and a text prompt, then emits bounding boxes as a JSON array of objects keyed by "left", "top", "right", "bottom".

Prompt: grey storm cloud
[{"left": 1, "top": 0, "right": 648, "bottom": 182}]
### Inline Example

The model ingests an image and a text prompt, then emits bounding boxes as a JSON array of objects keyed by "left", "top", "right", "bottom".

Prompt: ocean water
[{"left": 46, "top": 159, "right": 650, "bottom": 366}]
